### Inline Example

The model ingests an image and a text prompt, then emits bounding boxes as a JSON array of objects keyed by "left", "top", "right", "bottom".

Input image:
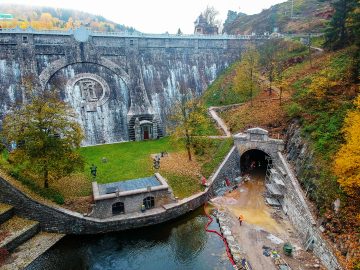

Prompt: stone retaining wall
[
  {"left": 278, "top": 152, "right": 341, "bottom": 270},
  {"left": 0, "top": 146, "right": 238, "bottom": 234}
]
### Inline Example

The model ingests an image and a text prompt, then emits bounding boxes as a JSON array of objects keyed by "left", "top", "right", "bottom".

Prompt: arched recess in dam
[{"left": 45, "top": 62, "right": 131, "bottom": 146}]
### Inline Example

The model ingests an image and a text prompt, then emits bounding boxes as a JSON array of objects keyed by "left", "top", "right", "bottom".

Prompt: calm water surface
[{"left": 32, "top": 208, "right": 233, "bottom": 270}]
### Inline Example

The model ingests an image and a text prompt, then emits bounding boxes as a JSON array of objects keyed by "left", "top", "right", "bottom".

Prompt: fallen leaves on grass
[
  {"left": 51, "top": 173, "right": 92, "bottom": 199},
  {"left": 220, "top": 90, "right": 288, "bottom": 137},
  {"left": 160, "top": 152, "right": 202, "bottom": 179},
  {"left": 159, "top": 152, "right": 203, "bottom": 198},
  {"left": 62, "top": 196, "right": 94, "bottom": 214}
]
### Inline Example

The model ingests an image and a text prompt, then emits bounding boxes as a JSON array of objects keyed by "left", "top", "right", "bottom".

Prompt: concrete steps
[
  {"left": 0, "top": 216, "right": 39, "bottom": 251},
  {"left": 0, "top": 203, "right": 65, "bottom": 269},
  {"left": 0, "top": 232, "right": 65, "bottom": 270},
  {"left": 0, "top": 204, "right": 13, "bottom": 225}
]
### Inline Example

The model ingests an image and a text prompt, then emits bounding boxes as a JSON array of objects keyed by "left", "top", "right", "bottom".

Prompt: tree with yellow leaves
[
  {"left": 1, "top": 89, "right": 84, "bottom": 188},
  {"left": 168, "top": 84, "right": 210, "bottom": 161},
  {"left": 308, "top": 67, "right": 338, "bottom": 100},
  {"left": 333, "top": 95, "right": 360, "bottom": 196}
]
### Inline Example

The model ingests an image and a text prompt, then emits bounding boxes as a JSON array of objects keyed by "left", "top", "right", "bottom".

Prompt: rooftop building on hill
[{"left": 194, "top": 14, "right": 218, "bottom": 35}]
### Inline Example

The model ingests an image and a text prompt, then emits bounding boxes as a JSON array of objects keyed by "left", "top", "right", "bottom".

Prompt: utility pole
[
  {"left": 308, "top": 33, "right": 312, "bottom": 67},
  {"left": 291, "top": 0, "right": 294, "bottom": 19}
]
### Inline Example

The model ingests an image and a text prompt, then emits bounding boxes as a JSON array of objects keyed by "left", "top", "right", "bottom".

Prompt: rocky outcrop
[{"left": 285, "top": 120, "right": 317, "bottom": 193}]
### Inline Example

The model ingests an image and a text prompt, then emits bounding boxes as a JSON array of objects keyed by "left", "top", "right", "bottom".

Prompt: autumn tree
[
  {"left": 333, "top": 95, "right": 360, "bottom": 196},
  {"left": 241, "top": 44, "right": 260, "bottom": 106},
  {"left": 1, "top": 90, "right": 84, "bottom": 188},
  {"left": 202, "top": 6, "right": 218, "bottom": 25},
  {"left": 169, "top": 85, "right": 210, "bottom": 161},
  {"left": 261, "top": 39, "right": 278, "bottom": 96},
  {"left": 260, "top": 39, "right": 287, "bottom": 96}
]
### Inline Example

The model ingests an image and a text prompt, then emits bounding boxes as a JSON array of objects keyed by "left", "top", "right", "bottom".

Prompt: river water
[{"left": 31, "top": 209, "right": 233, "bottom": 270}]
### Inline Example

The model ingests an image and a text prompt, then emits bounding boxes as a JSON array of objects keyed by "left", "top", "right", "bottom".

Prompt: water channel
[
  {"left": 31, "top": 150, "right": 271, "bottom": 270},
  {"left": 30, "top": 209, "right": 233, "bottom": 270}
]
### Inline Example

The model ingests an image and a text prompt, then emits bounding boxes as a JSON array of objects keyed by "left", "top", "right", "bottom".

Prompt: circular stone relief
[{"left": 66, "top": 73, "right": 110, "bottom": 107}]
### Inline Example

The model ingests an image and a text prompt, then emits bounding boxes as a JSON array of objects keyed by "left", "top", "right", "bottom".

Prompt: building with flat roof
[{"left": 91, "top": 173, "right": 175, "bottom": 218}]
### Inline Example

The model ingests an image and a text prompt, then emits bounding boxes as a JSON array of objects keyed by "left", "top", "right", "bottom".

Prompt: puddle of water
[{"left": 221, "top": 170, "right": 284, "bottom": 234}]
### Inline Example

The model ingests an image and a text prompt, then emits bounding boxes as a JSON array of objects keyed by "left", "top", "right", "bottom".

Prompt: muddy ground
[{"left": 211, "top": 169, "right": 325, "bottom": 270}]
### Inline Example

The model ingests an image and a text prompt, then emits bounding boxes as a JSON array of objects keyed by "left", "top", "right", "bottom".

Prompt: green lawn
[
  {"left": 80, "top": 137, "right": 178, "bottom": 183},
  {"left": 1, "top": 136, "right": 233, "bottom": 201}
]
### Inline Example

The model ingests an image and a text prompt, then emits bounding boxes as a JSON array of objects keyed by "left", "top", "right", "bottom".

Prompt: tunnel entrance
[{"left": 240, "top": 149, "right": 271, "bottom": 175}]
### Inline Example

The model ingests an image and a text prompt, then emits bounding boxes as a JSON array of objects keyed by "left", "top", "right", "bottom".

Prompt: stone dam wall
[{"left": 0, "top": 28, "right": 256, "bottom": 145}]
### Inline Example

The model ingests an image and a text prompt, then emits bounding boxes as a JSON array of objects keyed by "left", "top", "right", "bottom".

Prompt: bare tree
[
  {"left": 242, "top": 44, "right": 260, "bottom": 106},
  {"left": 202, "top": 6, "right": 220, "bottom": 27}
]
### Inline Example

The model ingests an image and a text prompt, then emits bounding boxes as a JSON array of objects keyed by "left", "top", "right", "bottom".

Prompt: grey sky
[{"left": 0, "top": 0, "right": 287, "bottom": 33}]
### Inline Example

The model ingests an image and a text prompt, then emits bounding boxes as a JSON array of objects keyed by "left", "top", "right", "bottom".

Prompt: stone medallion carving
[{"left": 66, "top": 73, "right": 110, "bottom": 112}]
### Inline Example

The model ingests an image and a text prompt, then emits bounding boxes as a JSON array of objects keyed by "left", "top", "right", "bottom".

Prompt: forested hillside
[
  {"left": 223, "top": 0, "right": 332, "bottom": 34},
  {"left": 205, "top": 0, "right": 359, "bottom": 268},
  {"left": 0, "top": 4, "right": 136, "bottom": 32}
]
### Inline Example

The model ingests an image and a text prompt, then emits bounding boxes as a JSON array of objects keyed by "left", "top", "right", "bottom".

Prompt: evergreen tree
[{"left": 324, "top": 0, "right": 358, "bottom": 50}]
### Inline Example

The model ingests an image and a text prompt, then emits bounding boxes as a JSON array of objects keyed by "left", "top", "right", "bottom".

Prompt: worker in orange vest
[{"left": 238, "top": 215, "right": 244, "bottom": 226}]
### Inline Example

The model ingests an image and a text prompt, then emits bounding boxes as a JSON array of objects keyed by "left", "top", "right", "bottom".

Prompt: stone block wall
[
  {"left": 92, "top": 189, "right": 172, "bottom": 219},
  {"left": 278, "top": 153, "right": 341, "bottom": 270},
  {"left": 208, "top": 146, "right": 241, "bottom": 194}
]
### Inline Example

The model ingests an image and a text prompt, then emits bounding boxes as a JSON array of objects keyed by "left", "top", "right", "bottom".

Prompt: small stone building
[
  {"left": 91, "top": 173, "right": 174, "bottom": 219},
  {"left": 128, "top": 114, "right": 162, "bottom": 141},
  {"left": 194, "top": 14, "right": 218, "bottom": 35}
]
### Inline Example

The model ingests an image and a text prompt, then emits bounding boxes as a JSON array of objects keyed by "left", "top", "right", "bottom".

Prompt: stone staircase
[
  {"left": 0, "top": 203, "right": 64, "bottom": 270},
  {"left": 265, "top": 167, "right": 286, "bottom": 207}
]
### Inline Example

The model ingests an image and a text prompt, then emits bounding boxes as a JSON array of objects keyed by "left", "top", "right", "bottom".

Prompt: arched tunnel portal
[{"left": 240, "top": 149, "right": 272, "bottom": 175}]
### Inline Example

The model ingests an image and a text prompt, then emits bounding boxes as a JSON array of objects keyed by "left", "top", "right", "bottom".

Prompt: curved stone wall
[{"left": 0, "top": 146, "right": 239, "bottom": 234}]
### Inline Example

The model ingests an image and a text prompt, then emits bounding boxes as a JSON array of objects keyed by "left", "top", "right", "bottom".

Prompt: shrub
[
  {"left": 9, "top": 170, "right": 65, "bottom": 205},
  {"left": 285, "top": 102, "right": 303, "bottom": 118}
]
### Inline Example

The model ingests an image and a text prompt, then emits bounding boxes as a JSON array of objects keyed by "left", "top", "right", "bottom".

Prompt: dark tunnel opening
[{"left": 240, "top": 149, "right": 272, "bottom": 175}]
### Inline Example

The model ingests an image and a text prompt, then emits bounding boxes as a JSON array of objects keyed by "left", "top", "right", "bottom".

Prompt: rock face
[
  {"left": 285, "top": 120, "right": 316, "bottom": 193},
  {"left": 0, "top": 28, "right": 249, "bottom": 145}
]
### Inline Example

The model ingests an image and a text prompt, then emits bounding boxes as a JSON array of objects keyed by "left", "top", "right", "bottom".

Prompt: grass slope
[{"left": 80, "top": 137, "right": 177, "bottom": 183}]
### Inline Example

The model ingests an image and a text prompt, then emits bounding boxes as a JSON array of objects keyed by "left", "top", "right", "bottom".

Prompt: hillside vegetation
[
  {"left": 204, "top": 0, "right": 359, "bottom": 267},
  {"left": 223, "top": 0, "right": 332, "bottom": 34},
  {"left": 0, "top": 4, "right": 136, "bottom": 32},
  {"left": 211, "top": 43, "right": 359, "bottom": 270}
]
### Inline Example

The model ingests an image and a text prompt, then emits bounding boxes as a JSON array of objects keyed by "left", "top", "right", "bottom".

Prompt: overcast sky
[{"left": 1, "top": 0, "right": 286, "bottom": 34}]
